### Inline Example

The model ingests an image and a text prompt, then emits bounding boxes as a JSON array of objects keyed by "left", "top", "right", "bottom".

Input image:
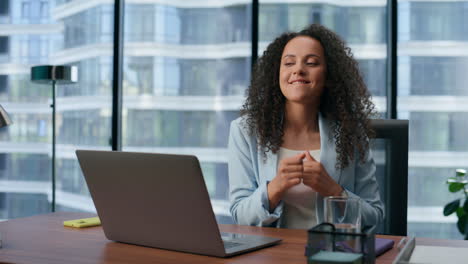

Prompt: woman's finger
[
  {"left": 285, "top": 164, "right": 303, "bottom": 173},
  {"left": 304, "top": 151, "right": 317, "bottom": 162},
  {"left": 286, "top": 171, "right": 303, "bottom": 179},
  {"left": 286, "top": 177, "right": 301, "bottom": 186},
  {"left": 283, "top": 153, "right": 306, "bottom": 165}
]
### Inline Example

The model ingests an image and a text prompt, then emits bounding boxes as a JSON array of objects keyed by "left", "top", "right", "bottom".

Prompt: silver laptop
[{"left": 76, "top": 150, "right": 281, "bottom": 257}]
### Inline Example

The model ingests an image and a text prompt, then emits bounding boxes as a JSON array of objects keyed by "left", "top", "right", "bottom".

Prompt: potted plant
[{"left": 443, "top": 169, "right": 468, "bottom": 239}]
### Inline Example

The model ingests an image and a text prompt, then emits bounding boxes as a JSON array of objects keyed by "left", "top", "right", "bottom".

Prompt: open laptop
[{"left": 76, "top": 150, "right": 281, "bottom": 257}]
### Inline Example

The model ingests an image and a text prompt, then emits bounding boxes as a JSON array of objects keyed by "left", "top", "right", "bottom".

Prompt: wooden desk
[{"left": 1, "top": 212, "right": 467, "bottom": 264}]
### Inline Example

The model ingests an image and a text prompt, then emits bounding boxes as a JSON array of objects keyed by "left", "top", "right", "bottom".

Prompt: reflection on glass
[
  {"left": 0, "top": 0, "right": 113, "bottom": 219},
  {"left": 122, "top": 2, "right": 251, "bottom": 224},
  {"left": 398, "top": 0, "right": 468, "bottom": 239}
]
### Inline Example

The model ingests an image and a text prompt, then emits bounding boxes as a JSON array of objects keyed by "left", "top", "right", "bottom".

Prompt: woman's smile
[{"left": 289, "top": 79, "right": 311, "bottom": 85}]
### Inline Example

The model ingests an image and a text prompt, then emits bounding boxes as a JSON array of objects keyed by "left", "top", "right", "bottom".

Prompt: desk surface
[{"left": 1, "top": 212, "right": 468, "bottom": 264}]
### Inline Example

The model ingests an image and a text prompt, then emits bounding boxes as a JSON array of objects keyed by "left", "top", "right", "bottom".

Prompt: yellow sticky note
[{"left": 63, "top": 217, "right": 101, "bottom": 228}]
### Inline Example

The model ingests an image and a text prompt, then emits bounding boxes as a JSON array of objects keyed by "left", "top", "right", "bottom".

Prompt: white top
[{"left": 277, "top": 147, "right": 320, "bottom": 229}]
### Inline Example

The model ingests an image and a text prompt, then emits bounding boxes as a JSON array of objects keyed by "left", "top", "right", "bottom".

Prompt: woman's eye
[
  {"left": 306, "top": 62, "right": 319, "bottom": 66},
  {"left": 284, "top": 62, "right": 294, "bottom": 66}
]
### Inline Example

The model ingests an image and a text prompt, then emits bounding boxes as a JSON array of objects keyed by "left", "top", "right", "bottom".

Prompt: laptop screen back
[{"left": 76, "top": 150, "right": 226, "bottom": 256}]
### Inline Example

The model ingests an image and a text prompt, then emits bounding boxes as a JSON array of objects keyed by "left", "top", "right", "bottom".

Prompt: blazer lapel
[
  {"left": 316, "top": 114, "right": 341, "bottom": 224},
  {"left": 318, "top": 114, "right": 340, "bottom": 182}
]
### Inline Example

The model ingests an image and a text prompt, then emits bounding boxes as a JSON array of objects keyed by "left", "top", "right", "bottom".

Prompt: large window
[
  {"left": 409, "top": 57, "right": 468, "bottom": 96},
  {"left": 2, "top": 0, "right": 468, "bottom": 240},
  {"left": 55, "top": 3, "right": 113, "bottom": 213},
  {"left": 122, "top": 2, "right": 251, "bottom": 223},
  {"left": 398, "top": 0, "right": 468, "bottom": 239},
  {"left": 408, "top": 2, "right": 468, "bottom": 41},
  {"left": 0, "top": 0, "right": 113, "bottom": 219}
]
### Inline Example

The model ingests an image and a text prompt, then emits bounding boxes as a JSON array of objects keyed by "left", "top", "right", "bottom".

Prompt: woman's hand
[
  {"left": 267, "top": 152, "right": 305, "bottom": 211},
  {"left": 302, "top": 151, "right": 343, "bottom": 197}
]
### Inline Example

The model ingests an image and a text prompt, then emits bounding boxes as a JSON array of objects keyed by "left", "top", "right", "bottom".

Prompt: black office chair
[{"left": 370, "top": 119, "right": 409, "bottom": 236}]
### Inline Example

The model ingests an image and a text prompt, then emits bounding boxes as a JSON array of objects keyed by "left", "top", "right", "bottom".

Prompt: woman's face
[{"left": 279, "top": 36, "right": 327, "bottom": 105}]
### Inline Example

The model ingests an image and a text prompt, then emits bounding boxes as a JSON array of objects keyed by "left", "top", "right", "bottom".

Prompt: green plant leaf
[
  {"left": 444, "top": 199, "right": 460, "bottom": 216},
  {"left": 457, "top": 215, "right": 468, "bottom": 234},
  {"left": 464, "top": 199, "right": 468, "bottom": 213},
  {"left": 447, "top": 177, "right": 458, "bottom": 184},
  {"left": 457, "top": 207, "right": 466, "bottom": 218},
  {"left": 449, "top": 182, "right": 465, "bottom": 193},
  {"left": 456, "top": 169, "right": 467, "bottom": 177}
]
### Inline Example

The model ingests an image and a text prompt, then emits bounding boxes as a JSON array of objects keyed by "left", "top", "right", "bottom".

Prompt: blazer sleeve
[
  {"left": 344, "top": 148, "right": 385, "bottom": 229},
  {"left": 228, "top": 120, "right": 282, "bottom": 226}
]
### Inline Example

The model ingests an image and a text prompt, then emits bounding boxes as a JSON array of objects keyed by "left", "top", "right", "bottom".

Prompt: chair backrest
[{"left": 370, "top": 119, "right": 409, "bottom": 236}]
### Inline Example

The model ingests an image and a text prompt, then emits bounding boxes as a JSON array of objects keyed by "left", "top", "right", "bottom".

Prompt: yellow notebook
[{"left": 63, "top": 217, "right": 101, "bottom": 228}]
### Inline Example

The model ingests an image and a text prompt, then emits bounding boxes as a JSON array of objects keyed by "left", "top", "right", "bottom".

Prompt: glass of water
[{"left": 324, "top": 196, "right": 361, "bottom": 233}]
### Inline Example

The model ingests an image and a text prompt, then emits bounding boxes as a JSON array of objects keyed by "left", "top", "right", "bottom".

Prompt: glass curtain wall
[
  {"left": 53, "top": 1, "right": 113, "bottom": 213},
  {"left": 0, "top": 0, "right": 113, "bottom": 219},
  {"left": 3, "top": 0, "right": 468, "bottom": 240},
  {"left": 0, "top": 0, "right": 56, "bottom": 219},
  {"left": 258, "top": 1, "right": 387, "bottom": 113},
  {"left": 121, "top": 2, "right": 252, "bottom": 223},
  {"left": 398, "top": 0, "right": 468, "bottom": 239}
]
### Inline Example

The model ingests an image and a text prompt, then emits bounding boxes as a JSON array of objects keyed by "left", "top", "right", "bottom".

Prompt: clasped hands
[{"left": 267, "top": 151, "right": 343, "bottom": 210}]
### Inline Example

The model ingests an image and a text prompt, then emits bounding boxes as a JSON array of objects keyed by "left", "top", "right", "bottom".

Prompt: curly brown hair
[{"left": 240, "top": 24, "right": 376, "bottom": 170}]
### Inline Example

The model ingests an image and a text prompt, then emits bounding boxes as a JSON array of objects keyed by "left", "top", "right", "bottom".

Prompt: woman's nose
[{"left": 293, "top": 64, "right": 306, "bottom": 75}]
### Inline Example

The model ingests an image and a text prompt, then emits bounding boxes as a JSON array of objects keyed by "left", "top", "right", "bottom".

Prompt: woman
[{"left": 228, "top": 24, "right": 384, "bottom": 230}]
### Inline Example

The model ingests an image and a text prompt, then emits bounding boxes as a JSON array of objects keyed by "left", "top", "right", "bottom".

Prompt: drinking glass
[{"left": 324, "top": 196, "right": 361, "bottom": 233}]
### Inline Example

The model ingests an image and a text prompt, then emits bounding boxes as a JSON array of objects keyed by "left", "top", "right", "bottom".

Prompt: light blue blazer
[{"left": 228, "top": 115, "right": 384, "bottom": 229}]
